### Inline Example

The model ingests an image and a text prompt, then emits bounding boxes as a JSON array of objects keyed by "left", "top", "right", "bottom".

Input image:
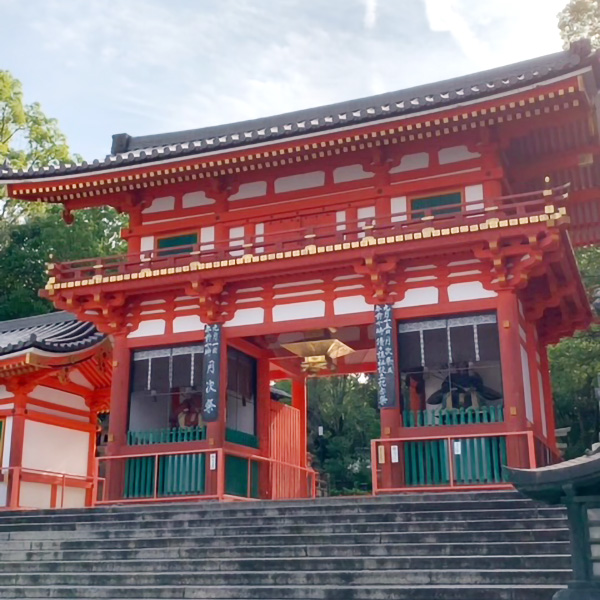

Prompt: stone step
[
  {"left": 0, "top": 507, "right": 565, "bottom": 533},
  {"left": 0, "top": 540, "right": 570, "bottom": 562},
  {"left": 0, "top": 517, "right": 568, "bottom": 544},
  {"left": 0, "top": 527, "right": 569, "bottom": 552},
  {"left": 0, "top": 498, "right": 548, "bottom": 527},
  {"left": 0, "top": 568, "right": 572, "bottom": 587},
  {"left": 0, "top": 584, "right": 567, "bottom": 600},
  {"left": 0, "top": 554, "right": 571, "bottom": 573}
]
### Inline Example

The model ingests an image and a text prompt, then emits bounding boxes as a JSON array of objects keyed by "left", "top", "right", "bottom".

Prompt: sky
[{"left": 0, "top": 0, "right": 570, "bottom": 161}]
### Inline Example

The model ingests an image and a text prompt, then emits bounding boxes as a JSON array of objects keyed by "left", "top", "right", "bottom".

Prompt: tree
[
  {"left": 0, "top": 70, "right": 126, "bottom": 320},
  {"left": 307, "top": 375, "right": 380, "bottom": 494},
  {"left": 549, "top": 247, "right": 600, "bottom": 457},
  {"left": 558, "top": 0, "right": 600, "bottom": 49}
]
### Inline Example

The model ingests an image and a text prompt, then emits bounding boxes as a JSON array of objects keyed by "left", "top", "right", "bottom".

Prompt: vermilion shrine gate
[{"left": 0, "top": 42, "right": 599, "bottom": 507}]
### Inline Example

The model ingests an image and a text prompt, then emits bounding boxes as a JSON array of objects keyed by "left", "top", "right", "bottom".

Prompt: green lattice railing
[
  {"left": 225, "top": 428, "right": 259, "bottom": 449},
  {"left": 127, "top": 426, "right": 206, "bottom": 446},
  {"left": 403, "top": 435, "right": 508, "bottom": 487},
  {"left": 402, "top": 406, "right": 504, "bottom": 428}
]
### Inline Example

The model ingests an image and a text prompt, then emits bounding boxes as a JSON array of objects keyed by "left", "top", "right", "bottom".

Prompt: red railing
[
  {"left": 48, "top": 185, "right": 568, "bottom": 285},
  {"left": 371, "top": 430, "right": 537, "bottom": 494},
  {"left": 0, "top": 467, "right": 98, "bottom": 510},
  {"left": 96, "top": 447, "right": 316, "bottom": 505}
]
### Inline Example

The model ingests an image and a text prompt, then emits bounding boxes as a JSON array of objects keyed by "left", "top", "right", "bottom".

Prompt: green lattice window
[
  {"left": 411, "top": 192, "right": 462, "bottom": 220},
  {"left": 157, "top": 233, "right": 198, "bottom": 256}
]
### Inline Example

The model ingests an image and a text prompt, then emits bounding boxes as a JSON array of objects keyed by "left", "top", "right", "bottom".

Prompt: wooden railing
[
  {"left": 127, "top": 426, "right": 206, "bottom": 445},
  {"left": 47, "top": 185, "right": 569, "bottom": 286},
  {"left": 402, "top": 406, "right": 505, "bottom": 428},
  {"left": 96, "top": 447, "right": 316, "bottom": 504}
]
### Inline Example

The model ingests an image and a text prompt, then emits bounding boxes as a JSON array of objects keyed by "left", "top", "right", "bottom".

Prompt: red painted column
[
  {"left": 292, "top": 378, "right": 308, "bottom": 469},
  {"left": 7, "top": 394, "right": 26, "bottom": 508},
  {"left": 256, "top": 356, "right": 272, "bottom": 499},
  {"left": 496, "top": 289, "right": 528, "bottom": 467},
  {"left": 204, "top": 324, "right": 227, "bottom": 498},
  {"left": 106, "top": 332, "right": 130, "bottom": 500},
  {"left": 539, "top": 345, "right": 558, "bottom": 451}
]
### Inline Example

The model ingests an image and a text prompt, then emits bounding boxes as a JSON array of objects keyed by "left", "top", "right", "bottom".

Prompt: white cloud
[{"left": 364, "top": 0, "right": 377, "bottom": 30}]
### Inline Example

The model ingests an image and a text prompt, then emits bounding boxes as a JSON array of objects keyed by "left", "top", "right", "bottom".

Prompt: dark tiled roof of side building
[
  {"left": 0, "top": 311, "right": 105, "bottom": 357},
  {"left": 0, "top": 40, "right": 596, "bottom": 181}
]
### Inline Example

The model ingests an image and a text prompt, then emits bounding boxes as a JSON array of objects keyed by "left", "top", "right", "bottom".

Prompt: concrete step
[
  {"left": 0, "top": 568, "right": 573, "bottom": 587},
  {"left": 0, "top": 540, "right": 570, "bottom": 562},
  {"left": 0, "top": 584, "right": 567, "bottom": 599},
  {"left": 0, "top": 527, "right": 570, "bottom": 552},
  {"left": 0, "top": 517, "right": 568, "bottom": 544},
  {"left": 0, "top": 554, "right": 571, "bottom": 573},
  {"left": 0, "top": 507, "right": 565, "bottom": 534}
]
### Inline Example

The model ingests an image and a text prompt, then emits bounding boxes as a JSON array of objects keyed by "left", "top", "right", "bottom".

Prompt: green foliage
[
  {"left": 0, "top": 206, "right": 125, "bottom": 321},
  {"left": 549, "top": 246, "right": 600, "bottom": 457},
  {"left": 0, "top": 69, "right": 127, "bottom": 320},
  {"left": 558, "top": 0, "right": 600, "bottom": 49},
  {"left": 307, "top": 375, "right": 379, "bottom": 495}
]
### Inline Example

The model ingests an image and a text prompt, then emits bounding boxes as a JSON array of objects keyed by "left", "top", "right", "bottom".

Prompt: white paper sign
[
  {"left": 453, "top": 441, "right": 462, "bottom": 455},
  {"left": 391, "top": 445, "right": 399, "bottom": 463},
  {"left": 209, "top": 453, "right": 217, "bottom": 471}
]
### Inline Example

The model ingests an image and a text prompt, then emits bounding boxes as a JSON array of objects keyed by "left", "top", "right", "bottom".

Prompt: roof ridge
[{"left": 0, "top": 311, "right": 76, "bottom": 333}]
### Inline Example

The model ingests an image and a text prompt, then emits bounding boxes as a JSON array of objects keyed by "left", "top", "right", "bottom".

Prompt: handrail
[
  {"left": 0, "top": 466, "right": 97, "bottom": 510},
  {"left": 47, "top": 185, "right": 569, "bottom": 284}
]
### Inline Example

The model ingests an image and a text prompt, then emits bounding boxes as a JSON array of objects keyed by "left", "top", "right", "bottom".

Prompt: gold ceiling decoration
[{"left": 281, "top": 339, "right": 355, "bottom": 374}]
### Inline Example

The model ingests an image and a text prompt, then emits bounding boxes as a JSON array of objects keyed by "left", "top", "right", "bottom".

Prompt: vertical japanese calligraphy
[
  {"left": 375, "top": 304, "right": 398, "bottom": 409},
  {"left": 202, "top": 323, "right": 222, "bottom": 422}
]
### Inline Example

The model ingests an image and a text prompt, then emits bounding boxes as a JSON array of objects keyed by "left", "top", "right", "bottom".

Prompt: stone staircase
[{"left": 0, "top": 490, "right": 570, "bottom": 599}]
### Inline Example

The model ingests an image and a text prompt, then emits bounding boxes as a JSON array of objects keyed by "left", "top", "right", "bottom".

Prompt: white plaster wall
[
  {"left": 333, "top": 164, "right": 374, "bottom": 183},
  {"left": 465, "top": 184, "right": 484, "bottom": 211},
  {"left": 69, "top": 369, "right": 93, "bottom": 390},
  {"left": 336, "top": 211, "right": 346, "bottom": 231},
  {"left": 200, "top": 226, "right": 215, "bottom": 251},
  {"left": 142, "top": 196, "right": 175, "bottom": 214},
  {"left": 390, "top": 196, "right": 407, "bottom": 222},
  {"left": 394, "top": 287, "right": 439, "bottom": 308},
  {"left": 19, "top": 482, "right": 52, "bottom": 509},
  {"left": 0, "top": 386, "right": 13, "bottom": 400},
  {"left": 274, "top": 171, "right": 325, "bottom": 193},
  {"left": 224, "top": 308, "right": 265, "bottom": 328},
  {"left": 334, "top": 295, "right": 372, "bottom": 315},
  {"left": 438, "top": 145, "right": 481, "bottom": 164},
  {"left": 229, "top": 226, "right": 245, "bottom": 257},
  {"left": 521, "top": 345, "right": 534, "bottom": 423},
  {"left": 182, "top": 191, "right": 215, "bottom": 208},
  {"left": 448, "top": 281, "right": 497, "bottom": 302},
  {"left": 57, "top": 487, "right": 87, "bottom": 509},
  {"left": 390, "top": 152, "right": 429, "bottom": 173},
  {"left": 22, "top": 421, "right": 89, "bottom": 476},
  {"left": 273, "top": 301, "right": 326, "bottom": 322},
  {"left": 173, "top": 315, "right": 204, "bottom": 333},
  {"left": 128, "top": 319, "right": 167, "bottom": 338},
  {"left": 29, "top": 386, "right": 88, "bottom": 412},
  {"left": 229, "top": 181, "right": 267, "bottom": 201}
]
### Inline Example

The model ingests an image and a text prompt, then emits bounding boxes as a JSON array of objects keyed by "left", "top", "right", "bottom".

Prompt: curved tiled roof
[
  {"left": 0, "top": 311, "right": 105, "bottom": 357},
  {"left": 0, "top": 41, "right": 596, "bottom": 182}
]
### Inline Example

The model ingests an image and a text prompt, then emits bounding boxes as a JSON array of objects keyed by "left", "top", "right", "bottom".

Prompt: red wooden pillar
[
  {"left": 539, "top": 345, "right": 558, "bottom": 451},
  {"left": 375, "top": 304, "right": 402, "bottom": 491},
  {"left": 7, "top": 394, "right": 26, "bottom": 508},
  {"left": 292, "top": 378, "right": 308, "bottom": 469},
  {"left": 204, "top": 324, "right": 227, "bottom": 498},
  {"left": 496, "top": 289, "right": 528, "bottom": 467},
  {"left": 256, "top": 356, "right": 272, "bottom": 499},
  {"left": 106, "top": 333, "right": 130, "bottom": 501}
]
